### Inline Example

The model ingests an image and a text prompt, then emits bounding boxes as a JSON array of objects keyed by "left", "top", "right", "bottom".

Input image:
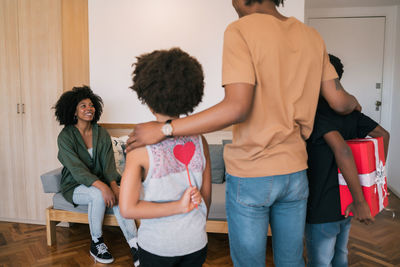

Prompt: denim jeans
[
  {"left": 73, "top": 184, "right": 138, "bottom": 242},
  {"left": 305, "top": 217, "right": 352, "bottom": 267},
  {"left": 225, "top": 170, "right": 309, "bottom": 267}
]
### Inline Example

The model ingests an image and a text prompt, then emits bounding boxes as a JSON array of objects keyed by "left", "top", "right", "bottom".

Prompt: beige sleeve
[{"left": 222, "top": 25, "right": 256, "bottom": 86}]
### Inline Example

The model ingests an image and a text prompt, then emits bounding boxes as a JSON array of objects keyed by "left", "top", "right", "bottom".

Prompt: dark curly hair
[
  {"left": 329, "top": 54, "right": 344, "bottom": 80},
  {"left": 130, "top": 48, "right": 204, "bottom": 117},
  {"left": 54, "top": 85, "right": 103, "bottom": 126},
  {"left": 245, "top": 0, "right": 285, "bottom": 6}
]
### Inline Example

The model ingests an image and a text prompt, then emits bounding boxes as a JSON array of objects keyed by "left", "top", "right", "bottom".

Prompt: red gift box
[{"left": 338, "top": 137, "right": 388, "bottom": 217}]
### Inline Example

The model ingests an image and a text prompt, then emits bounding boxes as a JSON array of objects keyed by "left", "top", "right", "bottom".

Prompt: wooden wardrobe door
[
  {"left": 18, "top": 0, "right": 63, "bottom": 221},
  {"left": 0, "top": 0, "right": 26, "bottom": 220}
]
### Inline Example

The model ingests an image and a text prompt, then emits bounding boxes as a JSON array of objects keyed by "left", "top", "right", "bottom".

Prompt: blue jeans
[
  {"left": 225, "top": 170, "right": 309, "bottom": 267},
  {"left": 73, "top": 185, "right": 138, "bottom": 242},
  {"left": 305, "top": 217, "right": 352, "bottom": 267}
]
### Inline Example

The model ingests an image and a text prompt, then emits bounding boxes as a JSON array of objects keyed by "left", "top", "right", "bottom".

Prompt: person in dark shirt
[{"left": 305, "top": 54, "right": 390, "bottom": 267}]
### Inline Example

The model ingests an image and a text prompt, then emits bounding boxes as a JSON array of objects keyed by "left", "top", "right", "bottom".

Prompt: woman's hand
[
  {"left": 93, "top": 180, "right": 116, "bottom": 207},
  {"left": 103, "top": 188, "right": 116, "bottom": 208},
  {"left": 178, "top": 187, "right": 202, "bottom": 213},
  {"left": 101, "top": 186, "right": 116, "bottom": 208},
  {"left": 110, "top": 181, "right": 120, "bottom": 204}
]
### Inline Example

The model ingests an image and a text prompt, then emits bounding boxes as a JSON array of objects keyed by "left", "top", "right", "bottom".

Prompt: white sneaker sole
[{"left": 90, "top": 251, "right": 114, "bottom": 264}]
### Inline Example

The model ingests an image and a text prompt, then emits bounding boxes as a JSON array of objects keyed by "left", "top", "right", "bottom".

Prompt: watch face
[{"left": 162, "top": 123, "right": 173, "bottom": 136}]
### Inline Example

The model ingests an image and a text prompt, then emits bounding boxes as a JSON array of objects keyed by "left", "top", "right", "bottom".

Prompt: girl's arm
[
  {"left": 119, "top": 146, "right": 198, "bottom": 219},
  {"left": 200, "top": 136, "right": 212, "bottom": 217}
]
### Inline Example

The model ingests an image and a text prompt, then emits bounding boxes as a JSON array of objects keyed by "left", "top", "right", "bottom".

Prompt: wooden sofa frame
[{"left": 46, "top": 206, "right": 229, "bottom": 246}]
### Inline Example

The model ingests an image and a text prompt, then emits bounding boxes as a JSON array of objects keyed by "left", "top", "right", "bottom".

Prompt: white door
[{"left": 308, "top": 17, "right": 385, "bottom": 123}]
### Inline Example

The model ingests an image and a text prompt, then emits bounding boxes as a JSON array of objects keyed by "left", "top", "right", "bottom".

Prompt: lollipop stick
[
  {"left": 186, "top": 166, "right": 198, "bottom": 209},
  {"left": 186, "top": 166, "right": 192, "bottom": 187}
]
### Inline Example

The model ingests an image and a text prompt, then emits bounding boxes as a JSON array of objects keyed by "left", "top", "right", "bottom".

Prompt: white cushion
[{"left": 111, "top": 135, "right": 129, "bottom": 174}]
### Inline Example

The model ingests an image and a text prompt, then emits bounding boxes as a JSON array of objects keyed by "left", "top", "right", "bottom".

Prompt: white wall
[
  {"left": 278, "top": 1, "right": 305, "bottom": 20},
  {"left": 89, "top": 0, "right": 304, "bottom": 123},
  {"left": 388, "top": 5, "right": 400, "bottom": 196}
]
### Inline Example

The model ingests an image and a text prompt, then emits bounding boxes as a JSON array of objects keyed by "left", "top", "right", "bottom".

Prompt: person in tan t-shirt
[{"left": 126, "top": 1, "right": 361, "bottom": 266}]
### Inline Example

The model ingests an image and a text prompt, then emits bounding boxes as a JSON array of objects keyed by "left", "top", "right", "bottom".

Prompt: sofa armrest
[{"left": 40, "top": 167, "right": 63, "bottom": 193}]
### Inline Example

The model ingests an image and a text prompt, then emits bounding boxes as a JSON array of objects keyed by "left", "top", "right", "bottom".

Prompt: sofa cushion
[
  {"left": 209, "top": 144, "right": 225, "bottom": 184},
  {"left": 53, "top": 193, "right": 114, "bottom": 214},
  {"left": 111, "top": 135, "right": 129, "bottom": 174},
  {"left": 40, "top": 167, "right": 63, "bottom": 193},
  {"left": 208, "top": 183, "right": 226, "bottom": 220}
]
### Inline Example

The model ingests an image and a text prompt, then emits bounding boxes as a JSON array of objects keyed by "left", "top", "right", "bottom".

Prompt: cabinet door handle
[
  {"left": 22, "top": 104, "right": 25, "bottom": 114},
  {"left": 17, "top": 104, "right": 20, "bottom": 114}
]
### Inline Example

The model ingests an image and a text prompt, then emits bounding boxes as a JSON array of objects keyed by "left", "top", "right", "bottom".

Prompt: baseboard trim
[
  {"left": 389, "top": 185, "right": 400, "bottom": 198},
  {"left": 0, "top": 217, "right": 45, "bottom": 225}
]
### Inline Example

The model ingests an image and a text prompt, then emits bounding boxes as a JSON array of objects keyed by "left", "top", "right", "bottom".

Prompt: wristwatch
[{"left": 161, "top": 119, "right": 173, "bottom": 138}]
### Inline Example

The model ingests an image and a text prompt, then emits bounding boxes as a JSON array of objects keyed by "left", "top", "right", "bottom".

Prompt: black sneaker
[
  {"left": 90, "top": 237, "right": 114, "bottom": 264},
  {"left": 130, "top": 247, "right": 140, "bottom": 267}
]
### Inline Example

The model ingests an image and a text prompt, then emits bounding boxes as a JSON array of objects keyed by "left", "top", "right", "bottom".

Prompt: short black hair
[
  {"left": 54, "top": 85, "right": 103, "bottom": 126},
  {"left": 130, "top": 48, "right": 204, "bottom": 117},
  {"left": 329, "top": 54, "right": 344, "bottom": 80},
  {"left": 245, "top": 0, "right": 285, "bottom": 7}
]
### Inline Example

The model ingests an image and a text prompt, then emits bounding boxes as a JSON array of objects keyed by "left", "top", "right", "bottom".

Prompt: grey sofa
[{"left": 40, "top": 144, "right": 228, "bottom": 246}]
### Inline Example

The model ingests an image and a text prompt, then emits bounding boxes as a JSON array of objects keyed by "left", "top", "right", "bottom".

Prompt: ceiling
[{"left": 306, "top": 0, "right": 400, "bottom": 9}]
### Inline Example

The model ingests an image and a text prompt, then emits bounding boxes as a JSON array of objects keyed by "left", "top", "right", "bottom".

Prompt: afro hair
[
  {"left": 130, "top": 47, "right": 204, "bottom": 117},
  {"left": 54, "top": 85, "right": 103, "bottom": 126}
]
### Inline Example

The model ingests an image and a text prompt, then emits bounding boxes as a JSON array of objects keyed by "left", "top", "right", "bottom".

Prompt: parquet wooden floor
[{"left": 0, "top": 192, "right": 399, "bottom": 267}]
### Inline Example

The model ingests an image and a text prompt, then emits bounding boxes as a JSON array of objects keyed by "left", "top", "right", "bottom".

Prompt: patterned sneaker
[
  {"left": 90, "top": 237, "right": 114, "bottom": 264},
  {"left": 130, "top": 247, "right": 140, "bottom": 267}
]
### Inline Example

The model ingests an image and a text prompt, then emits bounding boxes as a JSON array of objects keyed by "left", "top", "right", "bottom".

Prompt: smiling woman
[
  {"left": 75, "top": 98, "right": 95, "bottom": 123},
  {"left": 53, "top": 86, "right": 140, "bottom": 265}
]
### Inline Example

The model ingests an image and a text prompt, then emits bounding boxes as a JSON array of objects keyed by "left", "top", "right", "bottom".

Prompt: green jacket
[{"left": 57, "top": 123, "right": 120, "bottom": 204}]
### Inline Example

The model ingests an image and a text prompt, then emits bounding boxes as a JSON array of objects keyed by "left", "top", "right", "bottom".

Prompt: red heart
[{"left": 173, "top": 142, "right": 195, "bottom": 166}]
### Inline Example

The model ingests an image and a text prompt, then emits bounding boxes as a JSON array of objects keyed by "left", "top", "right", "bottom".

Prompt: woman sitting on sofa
[{"left": 54, "top": 86, "right": 139, "bottom": 266}]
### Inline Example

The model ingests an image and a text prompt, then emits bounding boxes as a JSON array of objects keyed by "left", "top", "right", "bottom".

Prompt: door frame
[{"left": 306, "top": 6, "right": 398, "bottom": 133}]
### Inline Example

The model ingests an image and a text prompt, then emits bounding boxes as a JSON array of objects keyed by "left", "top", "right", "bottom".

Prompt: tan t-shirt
[{"left": 222, "top": 14, "right": 337, "bottom": 177}]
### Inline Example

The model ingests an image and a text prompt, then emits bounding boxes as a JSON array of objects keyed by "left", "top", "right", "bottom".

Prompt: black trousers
[{"left": 138, "top": 244, "right": 208, "bottom": 267}]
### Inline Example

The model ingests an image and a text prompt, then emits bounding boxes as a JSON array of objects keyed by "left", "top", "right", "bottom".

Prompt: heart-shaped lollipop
[
  {"left": 173, "top": 141, "right": 198, "bottom": 209},
  {"left": 173, "top": 141, "right": 195, "bottom": 187}
]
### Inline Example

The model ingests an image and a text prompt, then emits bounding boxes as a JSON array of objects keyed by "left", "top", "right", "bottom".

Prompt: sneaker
[
  {"left": 90, "top": 237, "right": 114, "bottom": 264},
  {"left": 130, "top": 247, "right": 140, "bottom": 267}
]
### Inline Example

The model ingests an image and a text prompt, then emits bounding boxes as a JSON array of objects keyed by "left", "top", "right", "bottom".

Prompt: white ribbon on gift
[{"left": 338, "top": 138, "right": 387, "bottom": 212}]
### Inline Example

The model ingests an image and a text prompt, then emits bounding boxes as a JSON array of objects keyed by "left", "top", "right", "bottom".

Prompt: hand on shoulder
[{"left": 126, "top": 121, "right": 165, "bottom": 152}]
